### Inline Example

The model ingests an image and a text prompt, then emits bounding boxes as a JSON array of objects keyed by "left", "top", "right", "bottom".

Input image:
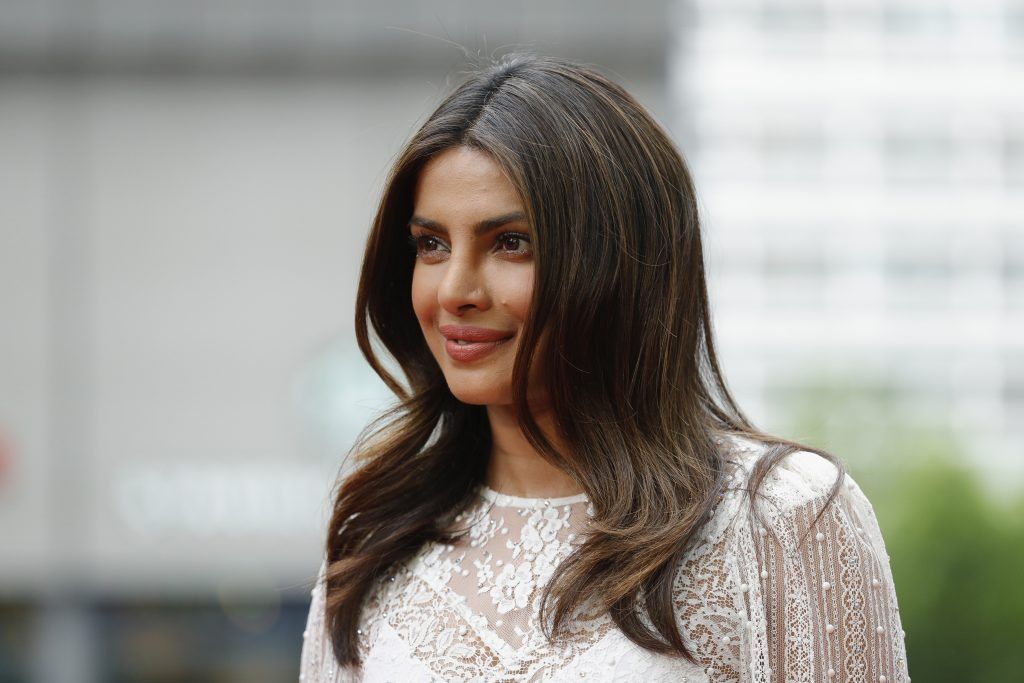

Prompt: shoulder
[
  {"left": 715, "top": 434, "right": 890, "bottom": 563},
  {"left": 689, "top": 436, "right": 908, "bottom": 681},
  {"left": 717, "top": 434, "right": 855, "bottom": 526}
]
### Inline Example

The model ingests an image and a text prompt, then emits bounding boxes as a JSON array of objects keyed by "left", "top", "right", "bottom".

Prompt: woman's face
[{"left": 409, "top": 145, "right": 537, "bottom": 407}]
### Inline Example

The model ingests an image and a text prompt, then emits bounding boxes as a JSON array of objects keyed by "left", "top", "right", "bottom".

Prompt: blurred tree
[{"left": 773, "top": 372, "right": 1024, "bottom": 681}]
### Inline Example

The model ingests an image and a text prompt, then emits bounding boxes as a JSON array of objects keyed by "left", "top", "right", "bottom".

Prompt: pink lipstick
[{"left": 439, "top": 324, "right": 514, "bottom": 362}]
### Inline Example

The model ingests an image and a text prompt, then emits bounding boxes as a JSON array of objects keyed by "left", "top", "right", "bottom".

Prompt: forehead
[{"left": 413, "top": 147, "right": 522, "bottom": 210}]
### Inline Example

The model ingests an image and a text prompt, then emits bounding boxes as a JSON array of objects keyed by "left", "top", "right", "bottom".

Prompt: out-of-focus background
[{"left": 1, "top": 0, "right": 1021, "bottom": 681}]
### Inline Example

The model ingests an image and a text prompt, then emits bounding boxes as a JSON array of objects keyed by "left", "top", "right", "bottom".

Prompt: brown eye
[
  {"left": 407, "top": 233, "right": 447, "bottom": 257},
  {"left": 496, "top": 232, "right": 531, "bottom": 254}
]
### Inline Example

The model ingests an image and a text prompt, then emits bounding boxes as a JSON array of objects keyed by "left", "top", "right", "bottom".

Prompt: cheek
[
  {"left": 410, "top": 265, "right": 436, "bottom": 326},
  {"left": 494, "top": 266, "right": 534, "bottom": 321}
]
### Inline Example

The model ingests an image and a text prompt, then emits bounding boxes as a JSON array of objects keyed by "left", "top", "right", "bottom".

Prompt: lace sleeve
[
  {"left": 298, "top": 560, "right": 360, "bottom": 683},
  {"left": 736, "top": 451, "right": 910, "bottom": 683}
]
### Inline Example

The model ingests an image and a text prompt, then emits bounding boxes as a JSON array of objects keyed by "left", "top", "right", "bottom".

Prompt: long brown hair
[{"left": 323, "top": 51, "right": 844, "bottom": 669}]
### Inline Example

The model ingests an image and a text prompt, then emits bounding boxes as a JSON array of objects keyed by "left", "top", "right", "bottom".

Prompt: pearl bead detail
[
  {"left": 822, "top": 581, "right": 831, "bottom": 591},
  {"left": 815, "top": 532, "right": 825, "bottom": 542},
  {"left": 740, "top": 583, "right": 749, "bottom": 593},
  {"left": 760, "top": 569, "right": 768, "bottom": 579},
  {"left": 826, "top": 624, "right": 834, "bottom": 634},
  {"left": 876, "top": 626, "right": 885, "bottom": 634},
  {"left": 827, "top": 668, "right": 835, "bottom": 677}
]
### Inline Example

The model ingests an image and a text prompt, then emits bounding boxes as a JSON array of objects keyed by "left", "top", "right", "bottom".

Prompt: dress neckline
[{"left": 477, "top": 483, "right": 589, "bottom": 508}]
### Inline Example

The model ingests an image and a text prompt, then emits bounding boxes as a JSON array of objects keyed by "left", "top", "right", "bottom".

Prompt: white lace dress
[{"left": 299, "top": 437, "right": 910, "bottom": 682}]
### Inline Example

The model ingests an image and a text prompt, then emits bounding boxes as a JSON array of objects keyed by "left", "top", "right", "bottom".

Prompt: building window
[{"left": 883, "top": 124, "right": 952, "bottom": 186}]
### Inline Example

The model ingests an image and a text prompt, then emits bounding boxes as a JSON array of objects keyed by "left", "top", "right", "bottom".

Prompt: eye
[
  {"left": 495, "top": 232, "right": 532, "bottom": 256},
  {"left": 407, "top": 233, "right": 448, "bottom": 259}
]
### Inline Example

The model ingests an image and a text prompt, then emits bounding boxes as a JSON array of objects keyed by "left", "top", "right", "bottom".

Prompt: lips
[
  {"left": 439, "top": 325, "right": 513, "bottom": 343},
  {"left": 439, "top": 324, "right": 514, "bottom": 362}
]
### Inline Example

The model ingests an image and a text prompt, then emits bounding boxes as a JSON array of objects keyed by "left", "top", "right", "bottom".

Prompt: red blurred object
[{"left": 0, "top": 426, "right": 13, "bottom": 491}]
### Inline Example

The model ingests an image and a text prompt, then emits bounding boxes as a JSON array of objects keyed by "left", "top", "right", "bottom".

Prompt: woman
[{"left": 299, "top": 52, "right": 909, "bottom": 682}]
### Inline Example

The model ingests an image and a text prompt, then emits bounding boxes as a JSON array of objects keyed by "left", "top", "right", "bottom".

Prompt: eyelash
[{"left": 406, "top": 232, "right": 532, "bottom": 259}]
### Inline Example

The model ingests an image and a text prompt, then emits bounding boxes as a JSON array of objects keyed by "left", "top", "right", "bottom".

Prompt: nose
[{"left": 437, "top": 249, "right": 491, "bottom": 315}]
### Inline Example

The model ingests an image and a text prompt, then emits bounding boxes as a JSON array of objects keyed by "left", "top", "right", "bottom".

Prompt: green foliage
[{"left": 772, "top": 373, "right": 1024, "bottom": 681}]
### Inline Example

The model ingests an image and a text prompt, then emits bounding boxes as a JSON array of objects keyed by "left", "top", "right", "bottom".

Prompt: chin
[{"left": 446, "top": 382, "right": 511, "bottom": 406}]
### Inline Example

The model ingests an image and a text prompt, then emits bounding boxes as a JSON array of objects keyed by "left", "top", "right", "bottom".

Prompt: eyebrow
[{"left": 407, "top": 211, "right": 528, "bottom": 237}]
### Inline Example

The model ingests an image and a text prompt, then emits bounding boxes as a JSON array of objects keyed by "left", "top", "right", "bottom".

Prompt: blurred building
[{"left": 672, "top": 0, "right": 1024, "bottom": 483}]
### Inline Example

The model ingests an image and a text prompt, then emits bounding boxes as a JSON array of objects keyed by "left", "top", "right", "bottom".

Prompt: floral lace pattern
[{"left": 299, "top": 436, "right": 910, "bottom": 682}]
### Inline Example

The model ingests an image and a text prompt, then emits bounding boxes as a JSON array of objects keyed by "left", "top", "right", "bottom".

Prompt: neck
[{"left": 484, "top": 403, "right": 583, "bottom": 499}]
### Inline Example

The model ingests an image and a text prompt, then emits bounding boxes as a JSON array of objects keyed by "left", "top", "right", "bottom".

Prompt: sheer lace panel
[
  {"left": 389, "top": 485, "right": 623, "bottom": 681},
  {"left": 435, "top": 486, "right": 593, "bottom": 652},
  {"left": 737, "top": 452, "right": 910, "bottom": 682}
]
